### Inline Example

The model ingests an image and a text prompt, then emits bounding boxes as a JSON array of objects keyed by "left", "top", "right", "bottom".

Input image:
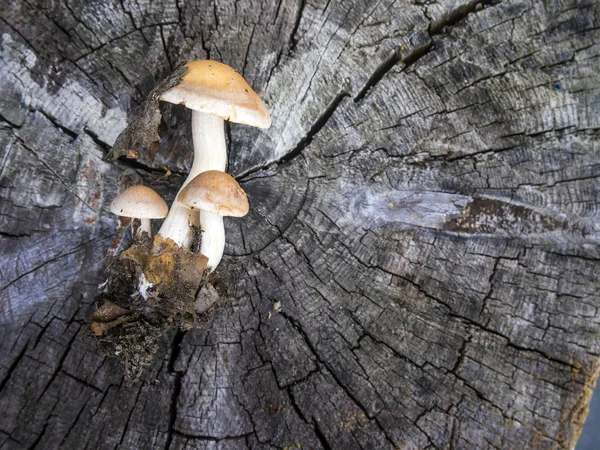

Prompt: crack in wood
[
  {"left": 0, "top": 235, "right": 110, "bottom": 294},
  {"left": 0, "top": 342, "right": 28, "bottom": 392},
  {"left": 10, "top": 130, "right": 98, "bottom": 213},
  {"left": 354, "top": 0, "right": 498, "bottom": 103},
  {"left": 164, "top": 329, "right": 186, "bottom": 450},
  {"left": 235, "top": 92, "right": 349, "bottom": 180}
]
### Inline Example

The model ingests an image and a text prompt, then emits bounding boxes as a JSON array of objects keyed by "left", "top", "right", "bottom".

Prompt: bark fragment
[{"left": 107, "top": 65, "right": 188, "bottom": 160}]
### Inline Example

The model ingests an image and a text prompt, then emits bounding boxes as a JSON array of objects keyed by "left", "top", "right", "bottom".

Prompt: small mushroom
[
  {"left": 109, "top": 185, "right": 168, "bottom": 238},
  {"left": 178, "top": 170, "right": 249, "bottom": 270},
  {"left": 157, "top": 60, "right": 270, "bottom": 248}
]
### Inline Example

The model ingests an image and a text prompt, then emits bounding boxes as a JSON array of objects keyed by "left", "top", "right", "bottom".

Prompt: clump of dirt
[{"left": 88, "top": 230, "right": 226, "bottom": 381}]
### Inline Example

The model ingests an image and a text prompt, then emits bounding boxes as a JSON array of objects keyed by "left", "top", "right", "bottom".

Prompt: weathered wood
[{"left": 1, "top": 0, "right": 599, "bottom": 448}]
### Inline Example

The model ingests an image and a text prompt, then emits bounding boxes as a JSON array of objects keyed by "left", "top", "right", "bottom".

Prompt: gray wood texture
[{"left": 1, "top": 0, "right": 599, "bottom": 448}]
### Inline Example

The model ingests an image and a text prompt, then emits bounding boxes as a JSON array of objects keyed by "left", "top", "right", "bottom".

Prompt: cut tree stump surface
[{"left": 1, "top": 0, "right": 599, "bottom": 448}]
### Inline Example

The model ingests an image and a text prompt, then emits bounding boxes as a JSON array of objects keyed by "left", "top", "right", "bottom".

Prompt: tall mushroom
[
  {"left": 157, "top": 60, "right": 270, "bottom": 248},
  {"left": 178, "top": 170, "right": 249, "bottom": 269},
  {"left": 109, "top": 185, "right": 169, "bottom": 237}
]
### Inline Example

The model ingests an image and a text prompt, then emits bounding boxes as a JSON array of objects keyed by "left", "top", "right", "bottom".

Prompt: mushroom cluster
[
  {"left": 108, "top": 60, "right": 270, "bottom": 287},
  {"left": 156, "top": 60, "right": 270, "bottom": 268},
  {"left": 95, "top": 61, "right": 269, "bottom": 363},
  {"left": 93, "top": 60, "right": 270, "bottom": 378}
]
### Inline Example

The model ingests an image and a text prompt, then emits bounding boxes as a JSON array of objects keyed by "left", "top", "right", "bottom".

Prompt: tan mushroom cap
[
  {"left": 159, "top": 60, "right": 271, "bottom": 128},
  {"left": 178, "top": 170, "right": 249, "bottom": 217},
  {"left": 109, "top": 185, "right": 168, "bottom": 219}
]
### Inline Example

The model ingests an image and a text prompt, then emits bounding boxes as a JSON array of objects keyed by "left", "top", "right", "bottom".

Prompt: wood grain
[{"left": 1, "top": 0, "right": 599, "bottom": 448}]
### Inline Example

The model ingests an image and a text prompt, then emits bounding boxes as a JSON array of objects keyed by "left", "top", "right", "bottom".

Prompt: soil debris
[{"left": 88, "top": 229, "right": 225, "bottom": 381}]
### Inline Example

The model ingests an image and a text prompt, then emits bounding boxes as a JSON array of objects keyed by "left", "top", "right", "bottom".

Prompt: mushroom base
[{"left": 88, "top": 231, "right": 227, "bottom": 381}]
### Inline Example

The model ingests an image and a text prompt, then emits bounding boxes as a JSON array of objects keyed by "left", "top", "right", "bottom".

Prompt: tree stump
[{"left": 1, "top": 0, "right": 599, "bottom": 448}]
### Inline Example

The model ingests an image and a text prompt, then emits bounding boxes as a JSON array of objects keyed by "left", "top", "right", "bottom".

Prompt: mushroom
[
  {"left": 109, "top": 185, "right": 168, "bottom": 237},
  {"left": 178, "top": 170, "right": 249, "bottom": 270},
  {"left": 157, "top": 60, "right": 270, "bottom": 248}
]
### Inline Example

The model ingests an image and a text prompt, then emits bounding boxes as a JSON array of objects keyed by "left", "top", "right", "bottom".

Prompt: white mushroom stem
[
  {"left": 199, "top": 212, "right": 225, "bottom": 270},
  {"left": 157, "top": 111, "right": 226, "bottom": 247},
  {"left": 137, "top": 218, "right": 151, "bottom": 237}
]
